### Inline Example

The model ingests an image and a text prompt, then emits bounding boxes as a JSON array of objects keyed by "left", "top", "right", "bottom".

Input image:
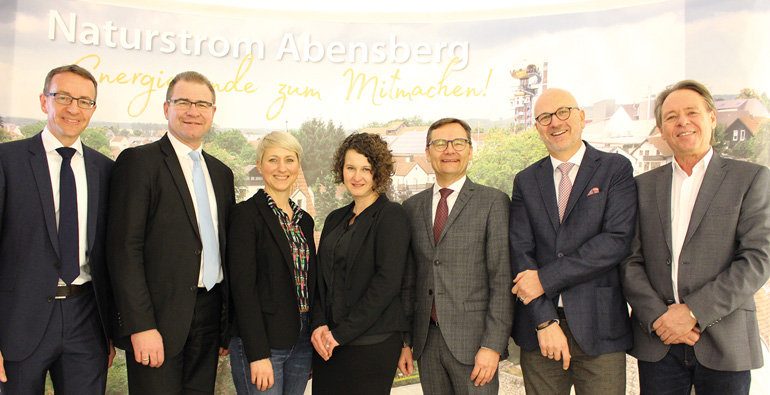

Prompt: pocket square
[{"left": 587, "top": 187, "right": 600, "bottom": 196}]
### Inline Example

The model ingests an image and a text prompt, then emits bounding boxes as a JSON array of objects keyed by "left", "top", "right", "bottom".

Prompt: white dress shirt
[
  {"left": 431, "top": 176, "right": 467, "bottom": 225},
  {"left": 42, "top": 128, "right": 90, "bottom": 286},
  {"left": 548, "top": 141, "right": 586, "bottom": 307},
  {"left": 670, "top": 148, "right": 713, "bottom": 303},
  {"left": 166, "top": 132, "right": 223, "bottom": 286}
]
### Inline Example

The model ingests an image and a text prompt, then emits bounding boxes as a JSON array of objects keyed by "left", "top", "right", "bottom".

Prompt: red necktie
[{"left": 431, "top": 188, "right": 453, "bottom": 322}]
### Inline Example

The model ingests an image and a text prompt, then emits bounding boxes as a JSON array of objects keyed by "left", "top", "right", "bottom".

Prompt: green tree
[
  {"left": 131, "top": 129, "right": 144, "bottom": 137},
  {"left": 204, "top": 143, "right": 249, "bottom": 201},
  {"left": 291, "top": 118, "right": 346, "bottom": 187},
  {"left": 312, "top": 173, "right": 348, "bottom": 231},
  {"left": 0, "top": 115, "right": 11, "bottom": 143},
  {"left": 214, "top": 129, "right": 248, "bottom": 158},
  {"left": 20, "top": 120, "right": 46, "bottom": 137},
  {"left": 712, "top": 123, "right": 728, "bottom": 155},
  {"left": 81, "top": 127, "right": 112, "bottom": 156},
  {"left": 749, "top": 119, "right": 770, "bottom": 167},
  {"left": 467, "top": 127, "right": 548, "bottom": 195}
]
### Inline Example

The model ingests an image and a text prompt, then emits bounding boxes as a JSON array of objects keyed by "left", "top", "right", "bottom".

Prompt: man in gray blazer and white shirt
[
  {"left": 621, "top": 80, "right": 770, "bottom": 395},
  {"left": 399, "top": 118, "right": 513, "bottom": 395}
]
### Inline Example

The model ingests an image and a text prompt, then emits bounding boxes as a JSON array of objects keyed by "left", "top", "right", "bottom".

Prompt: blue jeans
[
  {"left": 229, "top": 313, "right": 312, "bottom": 395},
  {"left": 637, "top": 344, "right": 751, "bottom": 395}
]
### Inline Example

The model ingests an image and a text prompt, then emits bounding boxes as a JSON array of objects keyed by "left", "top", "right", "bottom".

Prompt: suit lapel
[
  {"left": 254, "top": 191, "right": 295, "bottom": 276},
  {"left": 684, "top": 155, "right": 726, "bottom": 247},
  {"left": 160, "top": 136, "right": 200, "bottom": 235},
  {"left": 419, "top": 190, "right": 435, "bottom": 247},
  {"left": 563, "top": 144, "right": 600, "bottom": 222},
  {"left": 656, "top": 165, "right": 673, "bottom": 254},
  {"left": 29, "top": 134, "right": 60, "bottom": 257},
  {"left": 436, "top": 179, "right": 474, "bottom": 245},
  {"left": 83, "top": 146, "right": 99, "bottom": 253},
  {"left": 320, "top": 202, "right": 353, "bottom": 286},
  {"left": 345, "top": 196, "right": 387, "bottom": 276},
  {"left": 535, "top": 159, "right": 560, "bottom": 231}
]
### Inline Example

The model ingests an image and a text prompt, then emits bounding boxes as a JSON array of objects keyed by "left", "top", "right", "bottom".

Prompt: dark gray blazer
[
  {"left": 510, "top": 143, "right": 636, "bottom": 356},
  {"left": 0, "top": 133, "right": 114, "bottom": 361},
  {"left": 403, "top": 178, "right": 513, "bottom": 365},
  {"left": 621, "top": 154, "right": 770, "bottom": 371}
]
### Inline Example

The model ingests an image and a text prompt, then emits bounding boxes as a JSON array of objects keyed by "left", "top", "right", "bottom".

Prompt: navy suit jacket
[
  {"left": 0, "top": 133, "right": 114, "bottom": 361},
  {"left": 510, "top": 142, "right": 635, "bottom": 356}
]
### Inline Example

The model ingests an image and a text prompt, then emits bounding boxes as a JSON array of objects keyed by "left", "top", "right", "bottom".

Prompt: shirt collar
[
  {"left": 672, "top": 147, "right": 713, "bottom": 177},
  {"left": 549, "top": 141, "right": 586, "bottom": 172},
  {"left": 166, "top": 131, "right": 203, "bottom": 158},
  {"left": 41, "top": 127, "right": 83, "bottom": 156},
  {"left": 433, "top": 175, "right": 466, "bottom": 196}
]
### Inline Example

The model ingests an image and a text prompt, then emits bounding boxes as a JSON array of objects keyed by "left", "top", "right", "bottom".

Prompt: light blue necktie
[{"left": 189, "top": 151, "right": 218, "bottom": 290}]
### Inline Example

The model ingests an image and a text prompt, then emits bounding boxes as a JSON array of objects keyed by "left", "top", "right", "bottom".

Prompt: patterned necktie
[
  {"left": 57, "top": 147, "right": 79, "bottom": 284},
  {"left": 433, "top": 188, "right": 453, "bottom": 245},
  {"left": 557, "top": 162, "right": 575, "bottom": 223},
  {"left": 189, "top": 151, "right": 218, "bottom": 290},
  {"left": 431, "top": 188, "right": 453, "bottom": 323}
]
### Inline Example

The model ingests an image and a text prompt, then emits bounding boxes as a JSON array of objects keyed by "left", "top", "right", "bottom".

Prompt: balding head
[{"left": 533, "top": 88, "right": 585, "bottom": 161}]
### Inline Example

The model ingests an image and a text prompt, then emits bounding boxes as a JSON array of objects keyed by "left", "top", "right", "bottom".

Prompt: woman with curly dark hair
[{"left": 310, "top": 133, "right": 411, "bottom": 394}]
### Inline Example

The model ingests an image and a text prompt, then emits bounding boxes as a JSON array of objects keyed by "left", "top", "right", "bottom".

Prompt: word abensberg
[{"left": 48, "top": 10, "right": 469, "bottom": 68}]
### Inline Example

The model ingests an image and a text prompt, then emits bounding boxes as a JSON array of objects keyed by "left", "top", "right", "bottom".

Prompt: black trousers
[
  {"left": 0, "top": 286, "right": 108, "bottom": 395},
  {"left": 311, "top": 332, "right": 401, "bottom": 395},
  {"left": 126, "top": 287, "right": 221, "bottom": 395}
]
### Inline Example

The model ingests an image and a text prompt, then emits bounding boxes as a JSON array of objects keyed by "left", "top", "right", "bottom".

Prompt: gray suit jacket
[
  {"left": 621, "top": 154, "right": 770, "bottom": 371},
  {"left": 403, "top": 178, "right": 513, "bottom": 365}
]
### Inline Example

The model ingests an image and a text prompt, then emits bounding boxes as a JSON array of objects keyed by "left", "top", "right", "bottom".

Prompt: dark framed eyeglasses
[
  {"left": 167, "top": 98, "right": 215, "bottom": 111},
  {"left": 44, "top": 93, "right": 96, "bottom": 109},
  {"left": 427, "top": 138, "right": 470, "bottom": 152},
  {"left": 535, "top": 106, "right": 578, "bottom": 126}
]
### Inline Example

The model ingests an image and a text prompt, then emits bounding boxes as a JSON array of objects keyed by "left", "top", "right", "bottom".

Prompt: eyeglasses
[
  {"left": 167, "top": 98, "right": 214, "bottom": 111},
  {"left": 45, "top": 93, "right": 96, "bottom": 109},
  {"left": 427, "top": 138, "right": 470, "bottom": 152},
  {"left": 535, "top": 107, "right": 578, "bottom": 126}
]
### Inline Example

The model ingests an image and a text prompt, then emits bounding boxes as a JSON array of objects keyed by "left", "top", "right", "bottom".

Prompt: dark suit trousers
[
  {"left": 126, "top": 286, "right": 221, "bottom": 395},
  {"left": 0, "top": 287, "right": 108, "bottom": 395},
  {"left": 418, "top": 324, "right": 499, "bottom": 395},
  {"left": 519, "top": 316, "right": 626, "bottom": 395},
  {"left": 637, "top": 344, "right": 751, "bottom": 395}
]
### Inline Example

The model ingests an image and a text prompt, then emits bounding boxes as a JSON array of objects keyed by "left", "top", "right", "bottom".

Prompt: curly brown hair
[{"left": 332, "top": 133, "right": 394, "bottom": 194}]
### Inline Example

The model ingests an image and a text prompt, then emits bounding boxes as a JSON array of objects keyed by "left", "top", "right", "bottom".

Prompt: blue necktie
[
  {"left": 189, "top": 151, "right": 219, "bottom": 290},
  {"left": 57, "top": 147, "right": 79, "bottom": 284}
]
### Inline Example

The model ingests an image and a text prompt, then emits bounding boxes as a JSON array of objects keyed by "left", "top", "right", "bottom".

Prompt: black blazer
[
  {"left": 227, "top": 189, "right": 316, "bottom": 362},
  {"left": 107, "top": 135, "right": 235, "bottom": 355},
  {"left": 311, "top": 195, "right": 410, "bottom": 345},
  {"left": 0, "top": 133, "right": 114, "bottom": 361}
]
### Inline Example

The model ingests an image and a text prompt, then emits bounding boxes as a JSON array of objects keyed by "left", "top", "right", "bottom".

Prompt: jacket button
[
  {"left": 190, "top": 286, "right": 196, "bottom": 291},
  {"left": 433, "top": 260, "right": 440, "bottom": 266},
  {"left": 428, "top": 290, "right": 433, "bottom": 295},
  {"left": 47, "top": 296, "right": 54, "bottom": 302},
  {"left": 54, "top": 263, "right": 61, "bottom": 269},
  {"left": 682, "top": 261, "right": 689, "bottom": 265},
  {"left": 666, "top": 259, "right": 671, "bottom": 266},
  {"left": 557, "top": 253, "right": 564, "bottom": 258},
  {"left": 195, "top": 250, "right": 201, "bottom": 255}
]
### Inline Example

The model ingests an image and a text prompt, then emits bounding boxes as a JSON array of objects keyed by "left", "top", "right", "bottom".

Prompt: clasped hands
[
  {"left": 310, "top": 325, "right": 339, "bottom": 361},
  {"left": 511, "top": 269, "right": 544, "bottom": 305},
  {"left": 653, "top": 303, "right": 700, "bottom": 346}
]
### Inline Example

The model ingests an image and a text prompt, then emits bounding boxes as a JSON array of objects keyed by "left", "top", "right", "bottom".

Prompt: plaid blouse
[{"left": 265, "top": 192, "right": 310, "bottom": 313}]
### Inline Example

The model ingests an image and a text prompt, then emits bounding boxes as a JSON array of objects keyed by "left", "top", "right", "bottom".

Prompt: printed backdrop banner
[{"left": 2, "top": 0, "right": 768, "bottom": 131}]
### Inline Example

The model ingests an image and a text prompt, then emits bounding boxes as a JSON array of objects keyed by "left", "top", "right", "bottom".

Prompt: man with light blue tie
[{"left": 107, "top": 71, "right": 235, "bottom": 394}]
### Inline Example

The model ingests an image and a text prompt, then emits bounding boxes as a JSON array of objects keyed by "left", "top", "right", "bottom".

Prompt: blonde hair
[{"left": 256, "top": 131, "right": 303, "bottom": 164}]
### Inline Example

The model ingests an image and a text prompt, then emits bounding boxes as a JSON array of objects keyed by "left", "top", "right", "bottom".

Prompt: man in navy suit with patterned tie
[
  {"left": 0, "top": 64, "right": 115, "bottom": 394},
  {"left": 510, "top": 88, "right": 636, "bottom": 394}
]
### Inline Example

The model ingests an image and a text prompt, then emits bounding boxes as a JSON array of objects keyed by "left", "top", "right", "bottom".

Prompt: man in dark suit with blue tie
[
  {"left": 510, "top": 88, "right": 636, "bottom": 394},
  {"left": 108, "top": 71, "right": 235, "bottom": 394},
  {"left": 0, "top": 64, "right": 115, "bottom": 394}
]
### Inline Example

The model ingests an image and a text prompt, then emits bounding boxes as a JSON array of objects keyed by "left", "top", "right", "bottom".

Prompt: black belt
[{"left": 55, "top": 283, "right": 89, "bottom": 299}]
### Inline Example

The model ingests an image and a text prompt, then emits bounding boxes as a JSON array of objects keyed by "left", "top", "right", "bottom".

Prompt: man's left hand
[
  {"left": 653, "top": 303, "right": 697, "bottom": 344},
  {"left": 470, "top": 348, "right": 499, "bottom": 386},
  {"left": 512, "top": 270, "right": 544, "bottom": 304},
  {"left": 107, "top": 341, "right": 116, "bottom": 368}
]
